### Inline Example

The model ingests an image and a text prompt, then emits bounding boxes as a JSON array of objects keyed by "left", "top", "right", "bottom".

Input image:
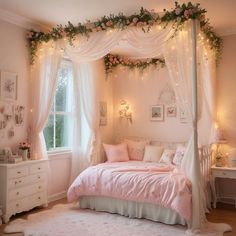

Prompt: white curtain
[
  {"left": 163, "top": 21, "right": 205, "bottom": 230},
  {"left": 29, "top": 41, "right": 63, "bottom": 160},
  {"left": 70, "top": 61, "right": 100, "bottom": 182}
]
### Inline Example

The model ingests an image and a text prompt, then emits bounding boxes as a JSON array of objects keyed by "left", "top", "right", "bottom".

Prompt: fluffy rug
[{"left": 4, "top": 204, "right": 231, "bottom": 236}]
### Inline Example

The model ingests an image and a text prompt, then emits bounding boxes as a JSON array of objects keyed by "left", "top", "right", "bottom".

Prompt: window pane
[
  {"left": 55, "top": 64, "right": 72, "bottom": 112},
  {"left": 55, "top": 114, "right": 71, "bottom": 148},
  {"left": 43, "top": 115, "right": 54, "bottom": 150}
]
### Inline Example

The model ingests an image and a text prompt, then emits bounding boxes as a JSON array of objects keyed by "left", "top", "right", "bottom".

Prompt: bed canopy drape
[{"left": 28, "top": 4, "right": 218, "bottom": 232}]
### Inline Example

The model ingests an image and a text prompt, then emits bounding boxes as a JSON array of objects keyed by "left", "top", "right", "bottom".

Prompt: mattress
[{"left": 79, "top": 196, "right": 186, "bottom": 225}]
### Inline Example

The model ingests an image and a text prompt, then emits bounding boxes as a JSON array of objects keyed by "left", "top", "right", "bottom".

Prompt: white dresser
[{"left": 0, "top": 160, "right": 48, "bottom": 223}]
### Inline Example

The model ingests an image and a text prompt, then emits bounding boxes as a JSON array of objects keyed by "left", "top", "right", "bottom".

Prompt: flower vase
[{"left": 22, "top": 149, "right": 28, "bottom": 161}]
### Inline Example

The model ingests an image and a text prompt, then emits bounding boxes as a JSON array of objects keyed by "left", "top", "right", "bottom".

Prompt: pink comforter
[{"left": 67, "top": 161, "right": 192, "bottom": 220}]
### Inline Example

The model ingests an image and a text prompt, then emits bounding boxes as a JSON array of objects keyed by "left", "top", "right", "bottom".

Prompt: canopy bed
[{"left": 27, "top": 1, "right": 229, "bottom": 234}]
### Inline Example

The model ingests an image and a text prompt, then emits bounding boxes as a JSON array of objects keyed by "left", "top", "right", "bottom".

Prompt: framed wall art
[
  {"left": 150, "top": 105, "right": 164, "bottom": 121},
  {"left": 179, "top": 107, "right": 188, "bottom": 123},
  {"left": 166, "top": 105, "right": 177, "bottom": 117},
  {"left": 14, "top": 105, "right": 25, "bottom": 126},
  {"left": 0, "top": 71, "right": 18, "bottom": 101}
]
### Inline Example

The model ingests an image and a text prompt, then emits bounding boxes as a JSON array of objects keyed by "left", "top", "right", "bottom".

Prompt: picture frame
[
  {"left": 150, "top": 105, "right": 164, "bottom": 121},
  {"left": 99, "top": 101, "right": 107, "bottom": 126},
  {"left": 166, "top": 105, "right": 177, "bottom": 117},
  {"left": 14, "top": 105, "right": 25, "bottom": 126},
  {"left": 0, "top": 71, "right": 18, "bottom": 101}
]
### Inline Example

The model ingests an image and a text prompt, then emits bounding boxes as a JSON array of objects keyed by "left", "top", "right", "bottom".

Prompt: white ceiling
[{"left": 0, "top": 0, "right": 236, "bottom": 35}]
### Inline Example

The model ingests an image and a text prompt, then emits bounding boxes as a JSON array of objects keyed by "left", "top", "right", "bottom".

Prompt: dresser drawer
[
  {"left": 213, "top": 170, "right": 236, "bottom": 179},
  {"left": 7, "top": 191, "right": 47, "bottom": 215},
  {"left": 8, "top": 166, "right": 28, "bottom": 179},
  {"left": 9, "top": 182, "right": 46, "bottom": 201},
  {"left": 8, "top": 173, "right": 47, "bottom": 189},
  {"left": 29, "top": 162, "right": 47, "bottom": 174}
]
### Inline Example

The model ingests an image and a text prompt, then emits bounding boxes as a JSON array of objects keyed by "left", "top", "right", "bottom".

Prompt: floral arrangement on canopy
[
  {"left": 26, "top": 1, "right": 223, "bottom": 65},
  {"left": 104, "top": 54, "right": 165, "bottom": 74}
]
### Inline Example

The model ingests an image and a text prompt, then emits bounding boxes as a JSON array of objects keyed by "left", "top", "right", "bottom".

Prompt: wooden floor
[{"left": 0, "top": 200, "right": 235, "bottom": 236}]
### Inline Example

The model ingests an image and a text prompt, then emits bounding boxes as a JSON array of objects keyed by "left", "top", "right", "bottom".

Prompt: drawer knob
[
  {"left": 38, "top": 167, "right": 41, "bottom": 170},
  {"left": 15, "top": 181, "right": 17, "bottom": 185},
  {"left": 38, "top": 197, "right": 41, "bottom": 200},
  {"left": 38, "top": 186, "right": 41, "bottom": 189},
  {"left": 19, "top": 180, "right": 22, "bottom": 183},
  {"left": 223, "top": 172, "right": 226, "bottom": 175},
  {"left": 16, "top": 192, "right": 19, "bottom": 195},
  {"left": 16, "top": 203, "right": 19, "bottom": 207},
  {"left": 38, "top": 176, "right": 41, "bottom": 179},
  {"left": 17, "top": 171, "right": 21, "bottom": 174}
]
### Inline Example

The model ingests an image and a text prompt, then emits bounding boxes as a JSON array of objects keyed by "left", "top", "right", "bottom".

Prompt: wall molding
[
  {"left": 0, "top": 7, "right": 48, "bottom": 31},
  {"left": 217, "top": 27, "right": 236, "bottom": 37},
  {"left": 48, "top": 191, "right": 67, "bottom": 203}
]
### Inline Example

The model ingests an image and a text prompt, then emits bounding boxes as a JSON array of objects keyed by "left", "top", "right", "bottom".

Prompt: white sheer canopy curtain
[
  {"left": 70, "top": 61, "right": 100, "bottom": 182},
  {"left": 29, "top": 41, "right": 63, "bottom": 160},
  {"left": 163, "top": 21, "right": 205, "bottom": 231}
]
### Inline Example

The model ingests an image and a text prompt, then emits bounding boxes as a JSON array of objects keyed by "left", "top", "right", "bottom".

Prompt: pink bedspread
[{"left": 67, "top": 161, "right": 192, "bottom": 221}]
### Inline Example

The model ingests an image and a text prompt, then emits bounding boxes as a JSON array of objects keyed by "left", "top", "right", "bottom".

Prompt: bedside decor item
[
  {"left": 119, "top": 100, "right": 132, "bottom": 123},
  {"left": 19, "top": 142, "right": 30, "bottom": 161},
  {"left": 150, "top": 105, "right": 164, "bottom": 121},
  {"left": 0, "top": 71, "right": 17, "bottom": 101}
]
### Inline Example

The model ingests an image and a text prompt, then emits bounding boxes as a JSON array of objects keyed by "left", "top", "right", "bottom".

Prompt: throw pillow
[
  {"left": 103, "top": 143, "right": 129, "bottom": 163},
  {"left": 159, "top": 149, "right": 175, "bottom": 164},
  {"left": 143, "top": 145, "right": 164, "bottom": 162},
  {"left": 173, "top": 145, "right": 186, "bottom": 166}
]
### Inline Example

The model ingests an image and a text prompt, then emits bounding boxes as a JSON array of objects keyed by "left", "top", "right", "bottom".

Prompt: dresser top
[
  {"left": 211, "top": 165, "right": 236, "bottom": 171},
  {"left": 0, "top": 159, "right": 48, "bottom": 167}
]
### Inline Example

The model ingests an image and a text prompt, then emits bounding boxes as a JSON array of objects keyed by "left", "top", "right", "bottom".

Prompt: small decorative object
[
  {"left": 166, "top": 105, "right": 177, "bottom": 117},
  {"left": 14, "top": 105, "right": 25, "bottom": 126},
  {"left": 119, "top": 100, "right": 132, "bottom": 123},
  {"left": 19, "top": 142, "right": 30, "bottom": 161},
  {"left": 179, "top": 107, "right": 188, "bottom": 123},
  {"left": 0, "top": 71, "right": 17, "bottom": 101},
  {"left": 150, "top": 105, "right": 164, "bottom": 121},
  {"left": 99, "top": 101, "right": 107, "bottom": 126},
  {"left": 8, "top": 127, "right": 14, "bottom": 138}
]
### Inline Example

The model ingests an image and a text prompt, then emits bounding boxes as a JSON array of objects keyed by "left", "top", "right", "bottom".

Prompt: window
[{"left": 43, "top": 60, "right": 73, "bottom": 151}]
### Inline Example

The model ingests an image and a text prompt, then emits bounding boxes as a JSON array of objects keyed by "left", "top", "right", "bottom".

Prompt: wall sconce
[{"left": 119, "top": 100, "right": 132, "bottom": 123}]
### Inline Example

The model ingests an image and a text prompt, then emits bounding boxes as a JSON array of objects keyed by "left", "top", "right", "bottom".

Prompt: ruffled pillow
[
  {"left": 173, "top": 145, "right": 186, "bottom": 166},
  {"left": 124, "top": 139, "right": 150, "bottom": 161},
  {"left": 159, "top": 149, "right": 175, "bottom": 164},
  {"left": 103, "top": 143, "right": 129, "bottom": 163},
  {"left": 143, "top": 145, "right": 164, "bottom": 162}
]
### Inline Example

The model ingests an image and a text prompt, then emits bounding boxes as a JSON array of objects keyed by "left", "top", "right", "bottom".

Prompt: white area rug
[{"left": 4, "top": 204, "right": 231, "bottom": 236}]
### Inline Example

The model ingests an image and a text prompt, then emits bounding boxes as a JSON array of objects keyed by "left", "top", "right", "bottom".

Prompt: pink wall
[{"left": 112, "top": 67, "right": 191, "bottom": 143}]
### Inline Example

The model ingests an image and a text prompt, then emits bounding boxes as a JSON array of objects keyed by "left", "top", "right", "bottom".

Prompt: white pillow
[
  {"left": 124, "top": 139, "right": 150, "bottom": 161},
  {"left": 159, "top": 149, "right": 175, "bottom": 164},
  {"left": 103, "top": 143, "right": 129, "bottom": 163},
  {"left": 173, "top": 145, "right": 186, "bottom": 166},
  {"left": 143, "top": 145, "right": 164, "bottom": 162}
]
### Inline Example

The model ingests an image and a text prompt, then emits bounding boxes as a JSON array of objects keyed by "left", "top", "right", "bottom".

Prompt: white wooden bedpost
[{"left": 191, "top": 19, "right": 201, "bottom": 229}]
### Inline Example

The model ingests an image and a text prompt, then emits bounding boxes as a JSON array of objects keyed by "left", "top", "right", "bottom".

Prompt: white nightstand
[{"left": 211, "top": 165, "right": 236, "bottom": 208}]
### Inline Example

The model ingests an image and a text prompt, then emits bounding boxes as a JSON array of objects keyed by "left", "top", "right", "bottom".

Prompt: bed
[{"left": 67, "top": 160, "right": 192, "bottom": 226}]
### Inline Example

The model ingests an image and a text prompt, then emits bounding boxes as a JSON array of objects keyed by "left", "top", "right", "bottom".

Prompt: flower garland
[
  {"left": 26, "top": 1, "right": 223, "bottom": 64},
  {"left": 104, "top": 54, "right": 165, "bottom": 74}
]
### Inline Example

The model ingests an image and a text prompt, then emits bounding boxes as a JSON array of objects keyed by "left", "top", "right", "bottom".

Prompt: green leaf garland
[
  {"left": 26, "top": 1, "right": 222, "bottom": 65},
  {"left": 104, "top": 54, "right": 165, "bottom": 74}
]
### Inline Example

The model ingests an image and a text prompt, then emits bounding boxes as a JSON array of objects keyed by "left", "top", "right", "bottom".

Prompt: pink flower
[
  {"left": 175, "top": 7, "right": 182, "bottom": 15},
  {"left": 26, "top": 31, "right": 33, "bottom": 39},
  {"left": 96, "top": 26, "right": 102, "bottom": 32},
  {"left": 137, "top": 22, "right": 144, "bottom": 27},
  {"left": 106, "top": 20, "right": 113, "bottom": 27},
  {"left": 85, "top": 22, "right": 94, "bottom": 30},
  {"left": 184, "top": 10, "right": 190, "bottom": 18},
  {"left": 132, "top": 17, "right": 138, "bottom": 24}
]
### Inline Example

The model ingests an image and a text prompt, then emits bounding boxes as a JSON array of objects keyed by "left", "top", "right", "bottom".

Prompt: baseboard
[{"left": 48, "top": 191, "right": 67, "bottom": 203}]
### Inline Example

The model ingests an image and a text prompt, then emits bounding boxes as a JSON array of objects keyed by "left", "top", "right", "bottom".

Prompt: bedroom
[{"left": 0, "top": 0, "right": 236, "bottom": 235}]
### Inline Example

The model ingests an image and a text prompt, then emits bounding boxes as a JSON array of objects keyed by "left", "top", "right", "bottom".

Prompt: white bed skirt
[{"left": 79, "top": 196, "right": 186, "bottom": 226}]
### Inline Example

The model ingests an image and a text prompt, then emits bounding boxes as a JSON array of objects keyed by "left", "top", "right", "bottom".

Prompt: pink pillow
[
  {"left": 124, "top": 139, "right": 150, "bottom": 161},
  {"left": 173, "top": 145, "right": 186, "bottom": 166},
  {"left": 103, "top": 143, "right": 129, "bottom": 163}
]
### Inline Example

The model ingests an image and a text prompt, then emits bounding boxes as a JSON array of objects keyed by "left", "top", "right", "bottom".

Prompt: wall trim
[
  {"left": 217, "top": 27, "right": 236, "bottom": 37},
  {"left": 0, "top": 7, "right": 48, "bottom": 31},
  {"left": 48, "top": 191, "right": 67, "bottom": 203}
]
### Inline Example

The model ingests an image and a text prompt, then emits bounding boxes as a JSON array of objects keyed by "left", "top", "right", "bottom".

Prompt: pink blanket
[{"left": 67, "top": 161, "right": 192, "bottom": 220}]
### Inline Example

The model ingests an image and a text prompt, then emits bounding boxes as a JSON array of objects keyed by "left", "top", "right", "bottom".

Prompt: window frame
[{"left": 44, "top": 59, "right": 73, "bottom": 153}]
